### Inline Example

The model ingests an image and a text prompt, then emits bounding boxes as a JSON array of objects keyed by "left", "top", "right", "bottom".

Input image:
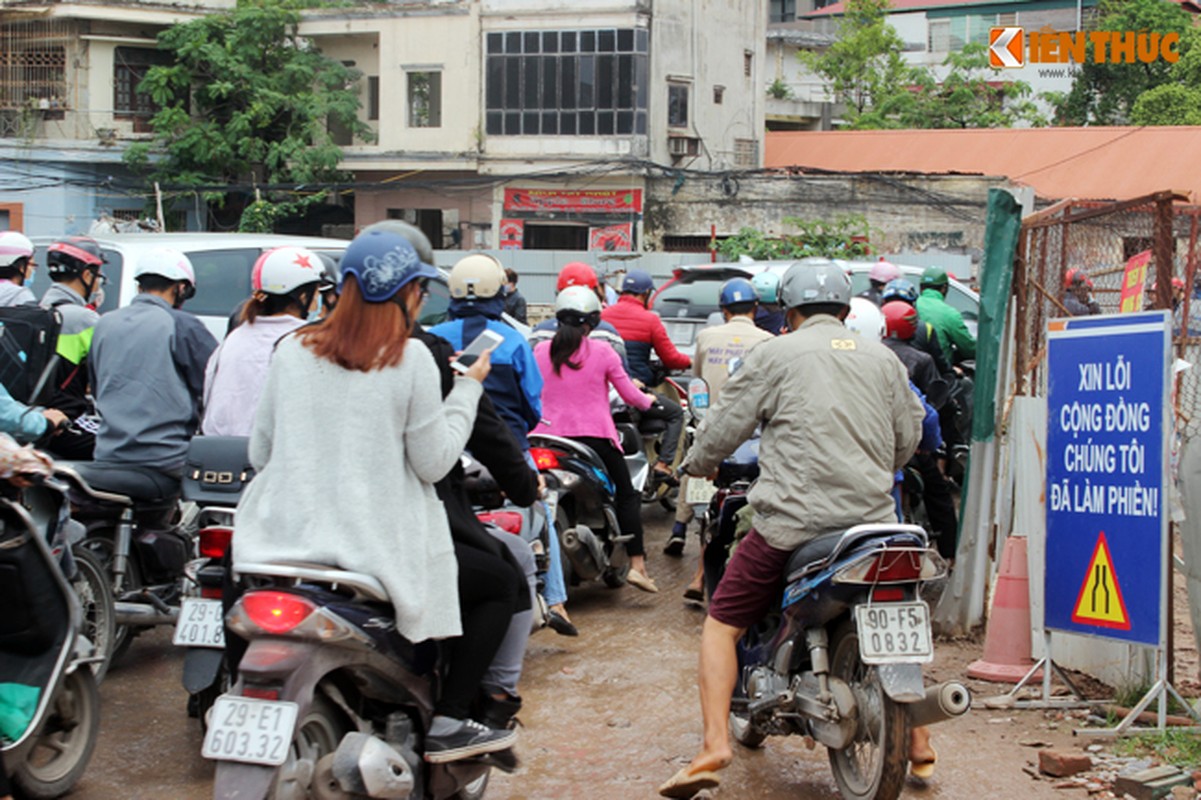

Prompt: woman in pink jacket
[{"left": 532, "top": 286, "right": 659, "bottom": 593}]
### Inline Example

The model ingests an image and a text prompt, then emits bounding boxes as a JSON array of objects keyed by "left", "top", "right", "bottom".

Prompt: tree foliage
[
  {"left": 1131, "top": 27, "right": 1201, "bottom": 125},
  {"left": 1052, "top": 0, "right": 1192, "bottom": 125},
  {"left": 803, "top": 0, "right": 1047, "bottom": 129},
  {"left": 717, "top": 215, "right": 873, "bottom": 261},
  {"left": 124, "top": 0, "right": 373, "bottom": 206}
]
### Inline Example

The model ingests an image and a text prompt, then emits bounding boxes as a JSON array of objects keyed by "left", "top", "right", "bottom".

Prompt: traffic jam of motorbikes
[{"left": 0, "top": 221, "right": 1078, "bottom": 800}]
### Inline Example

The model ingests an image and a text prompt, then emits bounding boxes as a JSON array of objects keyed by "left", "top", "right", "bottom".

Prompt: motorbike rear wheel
[
  {"left": 826, "top": 621, "right": 908, "bottom": 800},
  {"left": 272, "top": 694, "right": 349, "bottom": 799},
  {"left": 11, "top": 667, "right": 101, "bottom": 799},
  {"left": 70, "top": 545, "right": 116, "bottom": 683},
  {"left": 78, "top": 535, "right": 143, "bottom": 666}
]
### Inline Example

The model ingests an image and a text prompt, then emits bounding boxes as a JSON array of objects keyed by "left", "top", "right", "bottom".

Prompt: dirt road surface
[{"left": 74, "top": 507, "right": 1149, "bottom": 799}]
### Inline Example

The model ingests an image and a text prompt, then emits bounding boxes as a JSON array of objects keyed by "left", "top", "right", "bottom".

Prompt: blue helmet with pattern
[
  {"left": 340, "top": 230, "right": 439, "bottom": 303},
  {"left": 881, "top": 278, "right": 918, "bottom": 305}
]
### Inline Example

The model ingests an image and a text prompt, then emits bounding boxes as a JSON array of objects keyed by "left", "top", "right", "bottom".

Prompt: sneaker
[
  {"left": 663, "top": 533, "right": 686, "bottom": 557},
  {"left": 425, "top": 718, "right": 517, "bottom": 763}
]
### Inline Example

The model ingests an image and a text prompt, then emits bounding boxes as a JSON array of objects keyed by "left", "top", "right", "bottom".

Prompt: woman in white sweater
[{"left": 233, "top": 230, "right": 517, "bottom": 762}]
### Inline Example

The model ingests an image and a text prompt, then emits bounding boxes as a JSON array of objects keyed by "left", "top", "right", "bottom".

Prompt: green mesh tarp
[{"left": 972, "top": 188, "right": 1023, "bottom": 443}]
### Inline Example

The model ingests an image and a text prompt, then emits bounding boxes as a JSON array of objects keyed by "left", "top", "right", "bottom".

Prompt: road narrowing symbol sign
[{"left": 1070, "top": 532, "right": 1130, "bottom": 630}]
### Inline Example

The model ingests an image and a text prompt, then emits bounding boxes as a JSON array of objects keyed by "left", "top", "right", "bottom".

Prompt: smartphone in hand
[{"left": 451, "top": 329, "right": 505, "bottom": 374}]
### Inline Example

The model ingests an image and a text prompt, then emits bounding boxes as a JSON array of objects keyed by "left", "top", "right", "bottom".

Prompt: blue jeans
[{"left": 522, "top": 449, "right": 568, "bottom": 607}]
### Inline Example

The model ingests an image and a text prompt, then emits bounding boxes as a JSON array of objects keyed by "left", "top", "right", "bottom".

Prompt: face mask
[{"left": 307, "top": 294, "right": 324, "bottom": 322}]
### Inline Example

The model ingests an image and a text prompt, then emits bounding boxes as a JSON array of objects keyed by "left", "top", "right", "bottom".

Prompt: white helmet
[
  {"left": 449, "top": 253, "right": 505, "bottom": 300},
  {"left": 0, "top": 231, "right": 34, "bottom": 268},
  {"left": 252, "top": 246, "right": 323, "bottom": 295},
  {"left": 133, "top": 247, "right": 196, "bottom": 287},
  {"left": 845, "top": 297, "right": 885, "bottom": 341},
  {"left": 554, "top": 285, "right": 602, "bottom": 316}
]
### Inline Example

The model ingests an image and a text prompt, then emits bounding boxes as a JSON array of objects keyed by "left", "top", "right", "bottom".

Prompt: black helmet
[{"left": 47, "top": 236, "right": 106, "bottom": 277}]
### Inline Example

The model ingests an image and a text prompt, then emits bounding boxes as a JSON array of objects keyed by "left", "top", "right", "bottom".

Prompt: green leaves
[
  {"left": 122, "top": 0, "right": 373, "bottom": 200},
  {"left": 717, "top": 215, "right": 873, "bottom": 261}
]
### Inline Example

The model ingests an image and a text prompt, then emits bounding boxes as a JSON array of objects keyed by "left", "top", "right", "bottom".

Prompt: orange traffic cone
[{"left": 967, "top": 535, "right": 1042, "bottom": 683}]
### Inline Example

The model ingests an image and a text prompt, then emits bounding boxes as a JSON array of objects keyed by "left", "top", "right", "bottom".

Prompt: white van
[{"left": 30, "top": 233, "right": 350, "bottom": 340}]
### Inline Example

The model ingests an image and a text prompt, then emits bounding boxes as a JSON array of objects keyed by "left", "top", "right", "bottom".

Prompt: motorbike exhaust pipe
[
  {"left": 560, "top": 525, "right": 603, "bottom": 581},
  {"left": 115, "top": 601, "right": 178, "bottom": 627},
  {"left": 905, "top": 681, "right": 971, "bottom": 727}
]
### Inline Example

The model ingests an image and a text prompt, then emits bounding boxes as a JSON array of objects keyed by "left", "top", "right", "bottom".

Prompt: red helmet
[
  {"left": 557, "top": 262, "right": 598, "bottom": 292},
  {"left": 882, "top": 300, "right": 918, "bottom": 340},
  {"left": 1065, "top": 268, "right": 1093, "bottom": 290}
]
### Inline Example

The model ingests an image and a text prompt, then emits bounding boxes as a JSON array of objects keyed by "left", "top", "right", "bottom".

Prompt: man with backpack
[{"left": 39, "top": 238, "right": 106, "bottom": 458}]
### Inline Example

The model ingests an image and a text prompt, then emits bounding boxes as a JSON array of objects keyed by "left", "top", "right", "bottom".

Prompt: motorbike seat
[
  {"left": 69, "top": 462, "right": 181, "bottom": 505},
  {"left": 236, "top": 561, "right": 390, "bottom": 604},
  {"left": 784, "top": 524, "right": 928, "bottom": 583},
  {"left": 638, "top": 417, "right": 669, "bottom": 436}
]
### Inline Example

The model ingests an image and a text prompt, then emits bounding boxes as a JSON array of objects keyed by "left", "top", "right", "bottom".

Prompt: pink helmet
[{"left": 869, "top": 259, "right": 901, "bottom": 285}]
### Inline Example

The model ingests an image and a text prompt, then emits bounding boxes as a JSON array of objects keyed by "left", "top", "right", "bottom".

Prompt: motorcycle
[
  {"left": 206, "top": 562, "right": 501, "bottom": 800},
  {"left": 528, "top": 432, "right": 632, "bottom": 591},
  {"left": 173, "top": 436, "right": 254, "bottom": 729},
  {"left": 63, "top": 461, "right": 198, "bottom": 666},
  {"left": 1, "top": 472, "right": 102, "bottom": 799},
  {"left": 686, "top": 381, "right": 972, "bottom": 800}
]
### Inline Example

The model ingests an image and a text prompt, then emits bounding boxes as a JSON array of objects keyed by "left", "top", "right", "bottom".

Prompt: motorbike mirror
[
  {"left": 727, "top": 357, "right": 743, "bottom": 377},
  {"left": 687, "top": 378, "right": 710, "bottom": 421}
]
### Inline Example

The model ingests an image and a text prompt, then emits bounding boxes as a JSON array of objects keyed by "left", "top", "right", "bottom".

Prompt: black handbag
[{"left": 182, "top": 436, "right": 254, "bottom": 506}]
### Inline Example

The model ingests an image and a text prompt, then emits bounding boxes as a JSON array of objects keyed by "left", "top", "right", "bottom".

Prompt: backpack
[{"left": 0, "top": 305, "right": 62, "bottom": 405}]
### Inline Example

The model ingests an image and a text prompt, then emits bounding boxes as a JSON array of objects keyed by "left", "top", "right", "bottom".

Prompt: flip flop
[
  {"left": 909, "top": 745, "right": 937, "bottom": 780},
  {"left": 658, "top": 766, "right": 721, "bottom": 798},
  {"left": 683, "top": 586, "right": 704, "bottom": 602}
]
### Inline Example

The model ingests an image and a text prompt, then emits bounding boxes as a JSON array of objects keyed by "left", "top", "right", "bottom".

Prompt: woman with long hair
[
  {"left": 203, "top": 246, "right": 324, "bottom": 436},
  {"left": 233, "top": 230, "right": 518, "bottom": 761},
  {"left": 531, "top": 286, "right": 660, "bottom": 592}
]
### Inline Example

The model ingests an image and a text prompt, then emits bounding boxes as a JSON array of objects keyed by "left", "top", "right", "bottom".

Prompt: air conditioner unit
[{"left": 668, "top": 136, "right": 699, "bottom": 157}]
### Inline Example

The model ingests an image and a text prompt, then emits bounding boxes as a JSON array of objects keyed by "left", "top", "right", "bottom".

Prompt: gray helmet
[
  {"left": 360, "top": 219, "right": 435, "bottom": 266},
  {"left": 779, "top": 258, "right": 852, "bottom": 311}
]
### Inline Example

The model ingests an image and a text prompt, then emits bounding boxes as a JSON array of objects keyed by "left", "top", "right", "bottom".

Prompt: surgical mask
[{"left": 307, "top": 293, "right": 324, "bottom": 322}]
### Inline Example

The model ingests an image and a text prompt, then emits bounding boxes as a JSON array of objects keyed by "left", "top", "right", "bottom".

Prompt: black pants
[
  {"left": 438, "top": 542, "right": 519, "bottom": 720},
  {"left": 570, "top": 436, "right": 645, "bottom": 557},
  {"left": 639, "top": 393, "right": 685, "bottom": 466},
  {"left": 915, "top": 452, "right": 958, "bottom": 560}
]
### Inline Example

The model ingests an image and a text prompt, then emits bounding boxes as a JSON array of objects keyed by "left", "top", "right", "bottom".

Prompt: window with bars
[
  {"left": 484, "top": 28, "right": 649, "bottom": 137},
  {"left": 927, "top": 20, "right": 951, "bottom": 53},
  {"left": 734, "top": 138, "right": 758, "bottom": 168},
  {"left": 114, "top": 47, "right": 169, "bottom": 127},
  {"left": 769, "top": 0, "right": 797, "bottom": 23},
  {"left": 0, "top": 45, "right": 67, "bottom": 110},
  {"left": 408, "top": 71, "right": 441, "bottom": 127}
]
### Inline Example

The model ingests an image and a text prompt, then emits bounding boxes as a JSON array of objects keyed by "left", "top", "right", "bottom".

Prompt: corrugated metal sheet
[{"left": 764, "top": 127, "right": 1201, "bottom": 203}]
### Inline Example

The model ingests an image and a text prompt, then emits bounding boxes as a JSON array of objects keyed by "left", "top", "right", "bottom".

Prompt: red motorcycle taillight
[
  {"left": 242, "top": 685, "right": 281, "bottom": 701},
  {"left": 477, "top": 510, "right": 524, "bottom": 534},
  {"left": 529, "top": 447, "right": 560, "bottom": 470},
  {"left": 199, "top": 526, "right": 234, "bottom": 559},
  {"left": 863, "top": 551, "right": 923, "bottom": 583},
  {"left": 242, "top": 591, "right": 316, "bottom": 635},
  {"left": 201, "top": 587, "right": 223, "bottom": 600}
]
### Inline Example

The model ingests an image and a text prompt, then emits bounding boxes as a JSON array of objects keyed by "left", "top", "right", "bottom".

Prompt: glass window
[
  {"left": 367, "top": 76, "right": 379, "bottom": 121},
  {"left": 113, "top": 47, "right": 169, "bottom": 122},
  {"left": 407, "top": 71, "right": 441, "bottom": 128},
  {"left": 185, "top": 250, "right": 258, "bottom": 318},
  {"left": 668, "top": 83, "right": 689, "bottom": 128},
  {"left": 487, "top": 32, "right": 504, "bottom": 54},
  {"left": 483, "top": 29, "right": 648, "bottom": 136}
]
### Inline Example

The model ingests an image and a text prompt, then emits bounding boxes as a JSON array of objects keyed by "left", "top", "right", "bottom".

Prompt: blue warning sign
[{"left": 1044, "top": 311, "right": 1171, "bottom": 647}]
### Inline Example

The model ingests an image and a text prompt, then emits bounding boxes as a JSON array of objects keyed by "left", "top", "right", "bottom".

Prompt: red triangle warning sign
[{"left": 1070, "top": 532, "right": 1131, "bottom": 630}]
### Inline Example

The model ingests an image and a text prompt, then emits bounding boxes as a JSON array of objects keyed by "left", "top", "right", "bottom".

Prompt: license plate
[
  {"left": 854, "top": 601, "right": 933, "bottom": 664},
  {"left": 202, "top": 696, "right": 299, "bottom": 766},
  {"left": 173, "top": 598, "right": 226, "bottom": 648},
  {"left": 666, "top": 321, "right": 696, "bottom": 346},
  {"left": 685, "top": 477, "right": 717, "bottom": 506}
]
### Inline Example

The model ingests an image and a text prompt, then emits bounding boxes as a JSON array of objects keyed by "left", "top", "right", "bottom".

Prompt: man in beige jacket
[{"left": 660, "top": 260, "right": 925, "bottom": 798}]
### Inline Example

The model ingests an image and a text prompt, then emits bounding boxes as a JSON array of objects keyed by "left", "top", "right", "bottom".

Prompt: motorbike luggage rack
[
  {"left": 787, "top": 523, "right": 929, "bottom": 581},
  {"left": 235, "top": 561, "right": 390, "bottom": 604}
]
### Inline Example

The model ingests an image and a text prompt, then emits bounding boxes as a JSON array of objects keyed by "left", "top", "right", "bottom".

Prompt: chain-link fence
[{"left": 1014, "top": 191, "right": 1201, "bottom": 437}]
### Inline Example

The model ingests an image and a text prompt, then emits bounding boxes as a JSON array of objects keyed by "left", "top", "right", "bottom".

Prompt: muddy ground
[{"left": 72, "top": 506, "right": 1197, "bottom": 799}]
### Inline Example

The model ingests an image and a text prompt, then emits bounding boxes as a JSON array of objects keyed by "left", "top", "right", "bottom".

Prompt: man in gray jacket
[
  {"left": 660, "top": 260, "right": 925, "bottom": 798},
  {"left": 89, "top": 247, "right": 216, "bottom": 490}
]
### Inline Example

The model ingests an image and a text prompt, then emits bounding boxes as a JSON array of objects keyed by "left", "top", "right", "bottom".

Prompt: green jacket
[{"left": 916, "top": 288, "right": 975, "bottom": 362}]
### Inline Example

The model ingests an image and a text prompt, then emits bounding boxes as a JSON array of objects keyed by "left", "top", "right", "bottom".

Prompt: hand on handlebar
[{"left": 42, "top": 409, "right": 69, "bottom": 434}]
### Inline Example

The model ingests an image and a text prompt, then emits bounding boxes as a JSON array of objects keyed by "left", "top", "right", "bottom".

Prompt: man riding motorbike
[
  {"left": 0, "top": 231, "right": 37, "bottom": 307},
  {"left": 660, "top": 260, "right": 927, "bottom": 799}
]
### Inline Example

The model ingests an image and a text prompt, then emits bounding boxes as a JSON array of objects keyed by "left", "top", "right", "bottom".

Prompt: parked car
[
  {"left": 651, "top": 259, "right": 979, "bottom": 355},
  {"left": 29, "top": 234, "right": 525, "bottom": 340}
]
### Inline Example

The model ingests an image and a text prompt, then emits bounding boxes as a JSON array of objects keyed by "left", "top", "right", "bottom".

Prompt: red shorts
[{"left": 707, "top": 529, "right": 794, "bottom": 630}]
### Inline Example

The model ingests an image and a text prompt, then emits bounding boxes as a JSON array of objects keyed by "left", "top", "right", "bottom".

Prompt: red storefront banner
[
  {"left": 498, "top": 218, "right": 524, "bottom": 250},
  {"left": 1118, "top": 250, "right": 1151, "bottom": 313},
  {"left": 503, "top": 188, "right": 643, "bottom": 214},
  {"left": 588, "top": 223, "right": 633, "bottom": 252}
]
